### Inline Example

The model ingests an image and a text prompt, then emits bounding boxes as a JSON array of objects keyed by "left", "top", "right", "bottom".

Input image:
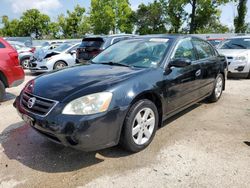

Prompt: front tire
[
  {"left": 0, "top": 80, "right": 6, "bottom": 102},
  {"left": 121, "top": 99, "right": 159, "bottom": 153},
  {"left": 20, "top": 57, "right": 30, "bottom": 69},
  {"left": 208, "top": 73, "right": 224, "bottom": 102}
]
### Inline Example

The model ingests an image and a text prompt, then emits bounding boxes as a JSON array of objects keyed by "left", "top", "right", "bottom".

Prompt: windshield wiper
[{"left": 97, "top": 61, "right": 132, "bottom": 67}]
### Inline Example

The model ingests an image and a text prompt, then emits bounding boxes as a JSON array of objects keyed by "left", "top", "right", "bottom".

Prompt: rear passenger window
[
  {"left": 193, "top": 39, "right": 215, "bottom": 59},
  {"left": 0, "top": 42, "right": 5, "bottom": 48}
]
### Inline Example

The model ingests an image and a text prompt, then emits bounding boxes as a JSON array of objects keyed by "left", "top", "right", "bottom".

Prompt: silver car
[
  {"left": 29, "top": 43, "right": 80, "bottom": 73},
  {"left": 8, "top": 41, "right": 35, "bottom": 69},
  {"left": 218, "top": 36, "right": 250, "bottom": 78}
]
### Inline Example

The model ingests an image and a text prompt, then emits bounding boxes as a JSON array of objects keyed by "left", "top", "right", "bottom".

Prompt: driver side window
[{"left": 172, "top": 38, "right": 196, "bottom": 61}]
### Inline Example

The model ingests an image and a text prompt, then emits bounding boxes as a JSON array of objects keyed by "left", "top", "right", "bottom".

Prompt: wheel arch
[
  {"left": 0, "top": 71, "right": 9, "bottom": 88},
  {"left": 54, "top": 60, "right": 68, "bottom": 69},
  {"left": 129, "top": 91, "right": 163, "bottom": 128}
]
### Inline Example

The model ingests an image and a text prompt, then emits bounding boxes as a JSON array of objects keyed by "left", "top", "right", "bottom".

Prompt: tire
[
  {"left": 120, "top": 99, "right": 159, "bottom": 153},
  {"left": 247, "top": 70, "right": 250, "bottom": 79},
  {"left": 53, "top": 61, "right": 67, "bottom": 70},
  {"left": 20, "top": 57, "right": 30, "bottom": 69},
  {"left": 208, "top": 73, "right": 224, "bottom": 102},
  {"left": 0, "top": 80, "right": 6, "bottom": 102}
]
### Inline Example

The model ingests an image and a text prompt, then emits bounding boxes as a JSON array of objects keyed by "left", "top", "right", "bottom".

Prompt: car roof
[
  {"left": 228, "top": 35, "right": 250, "bottom": 39},
  {"left": 83, "top": 34, "right": 136, "bottom": 39}
]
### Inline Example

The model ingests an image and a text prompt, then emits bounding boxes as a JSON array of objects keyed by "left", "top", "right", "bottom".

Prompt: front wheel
[
  {"left": 20, "top": 57, "right": 30, "bottom": 69},
  {"left": 208, "top": 73, "right": 224, "bottom": 102},
  {"left": 0, "top": 80, "right": 6, "bottom": 102},
  {"left": 120, "top": 99, "right": 159, "bottom": 153}
]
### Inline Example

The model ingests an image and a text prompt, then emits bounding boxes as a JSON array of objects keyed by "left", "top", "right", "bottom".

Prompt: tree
[
  {"left": 90, "top": 0, "right": 133, "bottom": 34},
  {"left": 162, "top": 0, "right": 187, "bottom": 33},
  {"left": 47, "top": 22, "right": 60, "bottom": 39},
  {"left": 234, "top": 0, "right": 248, "bottom": 33},
  {"left": 1, "top": 16, "right": 21, "bottom": 36},
  {"left": 188, "top": 0, "right": 230, "bottom": 34},
  {"left": 134, "top": 1, "right": 167, "bottom": 35},
  {"left": 18, "top": 9, "right": 50, "bottom": 39}
]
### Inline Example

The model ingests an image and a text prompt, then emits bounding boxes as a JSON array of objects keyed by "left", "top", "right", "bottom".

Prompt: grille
[
  {"left": 21, "top": 92, "right": 58, "bottom": 116},
  {"left": 227, "top": 56, "right": 233, "bottom": 60}
]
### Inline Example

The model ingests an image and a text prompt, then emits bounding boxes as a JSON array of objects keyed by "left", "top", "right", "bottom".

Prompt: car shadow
[
  {"left": 1, "top": 102, "right": 203, "bottom": 173},
  {"left": 0, "top": 92, "right": 16, "bottom": 104},
  {"left": 1, "top": 122, "right": 131, "bottom": 173},
  {"left": 244, "top": 141, "right": 250, "bottom": 147}
]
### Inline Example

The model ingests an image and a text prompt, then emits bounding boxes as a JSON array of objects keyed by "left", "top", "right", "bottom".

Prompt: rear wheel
[
  {"left": 20, "top": 57, "right": 30, "bottom": 69},
  {"left": 247, "top": 70, "right": 250, "bottom": 79},
  {"left": 53, "top": 61, "right": 67, "bottom": 70},
  {"left": 120, "top": 99, "right": 159, "bottom": 152},
  {"left": 0, "top": 80, "right": 6, "bottom": 102},
  {"left": 208, "top": 73, "right": 224, "bottom": 102}
]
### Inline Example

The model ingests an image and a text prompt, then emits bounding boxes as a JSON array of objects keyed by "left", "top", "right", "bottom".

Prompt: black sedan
[{"left": 14, "top": 35, "right": 227, "bottom": 152}]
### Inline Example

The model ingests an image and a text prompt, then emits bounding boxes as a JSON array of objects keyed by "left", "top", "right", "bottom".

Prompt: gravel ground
[{"left": 0, "top": 73, "right": 249, "bottom": 188}]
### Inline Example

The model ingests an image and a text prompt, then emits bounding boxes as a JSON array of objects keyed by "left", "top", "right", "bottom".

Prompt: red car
[{"left": 0, "top": 38, "right": 25, "bottom": 101}]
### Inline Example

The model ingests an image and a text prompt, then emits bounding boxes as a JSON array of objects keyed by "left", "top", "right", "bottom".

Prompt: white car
[
  {"left": 218, "top": 36, "right": 250, "bottom": 78},
  {"left": 29, "top": 43, "right": 80, "bottom": 73}
]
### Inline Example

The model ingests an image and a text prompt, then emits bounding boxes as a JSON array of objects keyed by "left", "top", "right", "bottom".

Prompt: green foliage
[
  {"left": 90, "top": 0, "right": 133, "bottom": 34},
  {"left": 1, "top": 16, "right": 21, "bottom": 36},
  {"left": 134, "top": 1, "right": 167, "bottom": 35},
  {"left": 18, "top": 9, "right": 50, "bottom": 39},
  {"left": 234, "top": 0, "right": 248, "bottom": 33},
  {"left": 187, "top": 0, "right": 231, "bottom": 34},
  {"left": 162, "top": 0, "right": 187, "bottom": 33},
  {"left": 58, "top": 5, "right": 88, "bottom": 38}
]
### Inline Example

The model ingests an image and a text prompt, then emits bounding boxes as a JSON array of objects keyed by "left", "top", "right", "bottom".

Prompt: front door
[{"left": 163, "top": 37, "right": 202, "bottom": 115}]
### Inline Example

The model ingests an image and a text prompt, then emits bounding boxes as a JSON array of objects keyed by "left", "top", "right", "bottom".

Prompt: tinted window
[
  {"left": 219, "top": 38, "right": 250, "bottom": 49},
  {"left": 172, "top": 38, "right": 196, "bottom": 61},
  {"left": 193, "top": 39, "right": 215, "bottom": 59},
  {"left": 0, "top": 42, "right": 5, "bottom": 48},
  {"left": 80, "top": 38, "right": 104, "bottom": 48}
]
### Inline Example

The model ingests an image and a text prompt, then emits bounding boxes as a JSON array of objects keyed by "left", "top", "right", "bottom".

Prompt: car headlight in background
[
  {"left": 234, "top": 56, "right": 247, "bottom": 62},
  {"left": 62, "top": 92, "right": 113, "bottom": 115}
]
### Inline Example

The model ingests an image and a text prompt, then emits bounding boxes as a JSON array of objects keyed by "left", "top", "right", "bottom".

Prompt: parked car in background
[
  {"left": 0, "top": 38, "right": 25, "bottom": 101},
  {"left": 8, "top": 41, "right": 35, "bottom": 69},
  {"left": 76, "top": 34, "right": 135, "bottom": 64},
  {"left": 218, "top": 36, "right": 250, "bottom": 78},
  {"left": 4, "top": 37, "right": 32, "bottom": 47},
  {"left": 29, "top": 42, "right": 80, "bottom": 73},
  {"left": 207, "top": 38, "right": 225, "bottom": 47},
  {"left": 34, "top": 40, "right": 65, "bottom": 51},
  {"left": 14, "top": 35, "right": 227, "bottom": 152}
]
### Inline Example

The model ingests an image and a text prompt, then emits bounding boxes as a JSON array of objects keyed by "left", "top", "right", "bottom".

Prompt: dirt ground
[{"left": 0, "top": 73, "right": 249, "bottom": 188}]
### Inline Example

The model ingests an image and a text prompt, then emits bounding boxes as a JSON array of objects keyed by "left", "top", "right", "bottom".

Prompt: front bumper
[
  {"left": 29, "top": 60, "right": 51, "bottom": 73},
  {"left": 14, "top": 95, "right": 128, "bottom": 151}
]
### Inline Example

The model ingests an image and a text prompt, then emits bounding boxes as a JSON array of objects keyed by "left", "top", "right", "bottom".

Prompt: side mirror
[
  {"left": 69, "top": 50, "right": 76, "bottom": 55},
  {"left": 168, "top": 58, "right": 191, "bottom": 68}
]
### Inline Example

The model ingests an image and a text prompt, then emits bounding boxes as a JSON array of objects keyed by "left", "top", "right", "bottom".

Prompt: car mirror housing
[{"left": 168, "top": 58, "right": 191, "bottom": 68}]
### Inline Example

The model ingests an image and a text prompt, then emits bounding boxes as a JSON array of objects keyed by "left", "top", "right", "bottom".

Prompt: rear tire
[
  {"left": 0, "top": 80, "right": 6, "bottom": 102},
  {"left": 247, "top": 70, "right": 250, "bottom": 79},
  {"left": 53, "top": 61, "right": 67, "bottom": 70},
  {"left": 208, "top": 73, "right": 224, "bottom": 102},
  {"left": 120, "top": 99, "right": 159, "bottom": 153}
]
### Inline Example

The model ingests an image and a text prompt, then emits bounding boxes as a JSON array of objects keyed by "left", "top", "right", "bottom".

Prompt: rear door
[
  {"left": 164, "top": 37, "right": 202, "bottom": 114},
  {"left": 192, "top": 38, "right": 219, "bottom": 97}
]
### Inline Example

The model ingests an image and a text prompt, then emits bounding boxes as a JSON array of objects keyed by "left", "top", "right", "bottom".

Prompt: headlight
[
  {"left": 234, "top": 56, "right": 247, "bottom": 62},
  {"left": 44, "top": 57, "right": 53, "bottom": 61},
  {"left": 62, "top": 92, "right": 113, "bottom": 115}
]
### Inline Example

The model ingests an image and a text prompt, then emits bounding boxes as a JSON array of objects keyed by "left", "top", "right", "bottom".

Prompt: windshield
[
  {"left": 92, "top": 38, "right": 171, "bottom": 68},
  {"left": 53, "top": 43, "right": 72, "bottom": 52},
  {"left": 219, "top": 38, "right": 250, "bottom": 49},
  {"left": 41, "top": 42, "right": 50, "bottom": 47}
]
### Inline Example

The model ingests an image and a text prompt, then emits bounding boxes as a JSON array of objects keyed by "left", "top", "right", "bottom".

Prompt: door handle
[{"left": 195, "top": 69, "right": 201, "bottom": 77}]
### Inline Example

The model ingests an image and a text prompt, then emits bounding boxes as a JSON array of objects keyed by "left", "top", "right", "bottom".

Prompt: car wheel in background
[
  {"left": 20, "top": 58, "right": 30, "bottom": 69},
  {"left": 53, "top": 61, "right": 67, "bottom": 70},
  {"left": 208, "top": 73, "right": 224, "bottom": 102},
  {"left": 0, "top": 80, "right": 6, "bottom": 102},
  {"left": 121, "top": 99, "right": 159, "bottom": 153}
]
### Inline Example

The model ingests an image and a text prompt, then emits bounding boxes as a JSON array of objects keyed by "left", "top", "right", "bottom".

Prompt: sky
[{"left": 0, "top": 0, "right": 250, "bottom": 29}]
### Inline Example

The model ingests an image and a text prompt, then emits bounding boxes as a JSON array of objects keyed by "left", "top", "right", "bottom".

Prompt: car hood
[
  {"left": 217, "top": 49, "right": 250, "bottom": 57},
  {"left": 31, "top": 64, "right": 146, "bottom": 101}
]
